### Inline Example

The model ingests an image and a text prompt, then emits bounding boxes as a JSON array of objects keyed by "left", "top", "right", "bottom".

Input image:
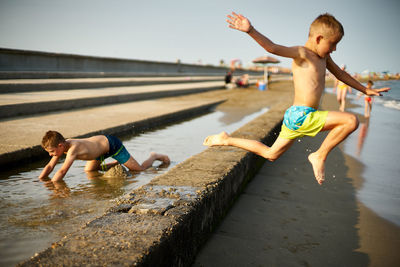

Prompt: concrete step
[
  {"left": 0, "top": 75, "right": 225, "bottom": 93},
  {"left": 0, "top": 81, "right": 226, "bottom": 119},
  {"left": 0, "top": 93, "right": 226, "bottom": 170}
]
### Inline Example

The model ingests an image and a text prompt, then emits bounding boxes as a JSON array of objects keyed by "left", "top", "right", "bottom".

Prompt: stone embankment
[
  {"left": 1, "top": 49, "right": 297, "bottom": 266},
  {"left": 18, "top": 95, "right": 291, "bottom": 266}
]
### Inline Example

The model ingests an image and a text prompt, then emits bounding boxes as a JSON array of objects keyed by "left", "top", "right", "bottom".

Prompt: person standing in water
[{"left": 335, "top": 65, "right": 352, "bottom": 111}]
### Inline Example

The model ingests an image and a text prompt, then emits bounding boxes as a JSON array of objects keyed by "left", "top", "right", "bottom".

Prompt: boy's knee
[
  {"left": 347, "top": 114, "right": 359, "bottom": 131},
  {"left": 265, "top": 152, "right": 279, "bottom": 162}
]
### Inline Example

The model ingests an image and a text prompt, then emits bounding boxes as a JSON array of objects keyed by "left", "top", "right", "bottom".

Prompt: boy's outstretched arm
[
  {"left": 227, "top": 12, "right": 301, "bottom": 59},
  {"left": 39, "top": 156, "right": 59, "bottom": 180},
  {"left": 327, "top": 56, "right": 390, "bottom": 96},
  {"left": 51, "top": 153, "right": 76, "bottom": 182}
]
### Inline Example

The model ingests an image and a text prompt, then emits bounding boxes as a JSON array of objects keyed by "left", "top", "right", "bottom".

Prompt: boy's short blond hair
[
  {"left": 41, "top": 130, "right": 65, "bottom": 149},
  {"left": 309, "top": 13, "right": 344, "bottom": 38}
]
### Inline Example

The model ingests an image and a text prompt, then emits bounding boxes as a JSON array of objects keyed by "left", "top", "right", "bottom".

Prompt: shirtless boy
[
  {"left": 204, "top": 12, "right": 390, "bottom": 185},
  {"left": 39, "top": 130, "right": 170, "bottom": 182}
]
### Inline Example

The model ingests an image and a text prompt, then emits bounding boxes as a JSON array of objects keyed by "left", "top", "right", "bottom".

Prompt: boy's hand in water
[{"left": 227, "top": 12, "right": 252, "bottom": 33}]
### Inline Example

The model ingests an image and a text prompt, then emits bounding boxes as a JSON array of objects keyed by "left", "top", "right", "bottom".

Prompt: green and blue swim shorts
[
  {"left": 279, "top": 106, "right": 328, "bottom": 140},
  {"left": 97, "top": 135, "right": 131, "bottom": 168}
]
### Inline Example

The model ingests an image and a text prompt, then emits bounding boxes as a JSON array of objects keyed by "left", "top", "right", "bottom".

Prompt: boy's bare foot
[
  {"left": 203, "top": 132, "right": 230, "bottom": 146},
  {"left": 308, "top": 153, "right": 325, "bottom": 185}
]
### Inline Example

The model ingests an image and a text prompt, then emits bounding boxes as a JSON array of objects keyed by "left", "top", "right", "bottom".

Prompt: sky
[{"left": 0, "top": 0, "right": 399, "bottom": 74}]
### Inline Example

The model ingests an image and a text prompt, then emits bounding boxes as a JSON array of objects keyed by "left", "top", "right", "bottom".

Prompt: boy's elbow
[{"left": 267, "top": 44, "right": 279, "bottom": 54}]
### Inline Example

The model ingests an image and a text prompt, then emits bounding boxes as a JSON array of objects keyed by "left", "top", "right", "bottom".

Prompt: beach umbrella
[
  {"left": 252, "top": 55, "right": 280, "bottom": 84},
  {"left": 252, "top": 55, "right": 280, "bottom": 64}
]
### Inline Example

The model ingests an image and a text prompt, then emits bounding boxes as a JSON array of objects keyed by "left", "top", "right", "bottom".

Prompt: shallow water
[
  {"left": 327, "top": 80, "right": 400, "bottom": 227},
  {"left": 0, "top": 106, "right": 268, "bottom": 266}
]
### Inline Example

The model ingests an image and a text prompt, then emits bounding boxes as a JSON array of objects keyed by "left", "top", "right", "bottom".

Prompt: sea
[{"left": 328, "top": 79, "right": 400, "bottom": 227}]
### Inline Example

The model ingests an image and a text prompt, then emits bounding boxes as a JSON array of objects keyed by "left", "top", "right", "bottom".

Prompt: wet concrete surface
[
  {"left": 0, "top": 97, "right": 224, "bottom": 170},
  {"left": 15, "top": 82, "right": 294, "bottom": 266}
]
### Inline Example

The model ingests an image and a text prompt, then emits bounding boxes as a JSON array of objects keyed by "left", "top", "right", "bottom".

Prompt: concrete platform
[
  {"left": 0, "top": 76, "right": 224, "bottom": 93},
  {"left": 0, "top": 94, "right": 226, "bottom": 170},
  {"left": 16, "top": 94, "right": 292, "bottom": 266},
  {"left": 1, "top": 79, "right": 295, "bottom": 266},
  {"left": 0, "top": 81, "right": 226, "bottom": 118}
]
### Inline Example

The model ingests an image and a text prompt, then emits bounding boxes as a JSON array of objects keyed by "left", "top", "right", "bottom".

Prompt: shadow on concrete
[{"left": 193, "top": 132, "right": 369, "bottom": 266}]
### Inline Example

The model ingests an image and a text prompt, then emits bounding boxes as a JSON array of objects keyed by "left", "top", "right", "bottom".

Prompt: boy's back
[{"left": 67, "top": 136, "right": 109, "bottom": 160}]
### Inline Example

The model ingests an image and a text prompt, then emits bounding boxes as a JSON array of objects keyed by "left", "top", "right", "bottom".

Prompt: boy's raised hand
[
  {"left": 227, "top": 12, "right": 252, "bottom": 33},
  {"left": 367, "top": 87, "right": 391, "bottom": 96}
]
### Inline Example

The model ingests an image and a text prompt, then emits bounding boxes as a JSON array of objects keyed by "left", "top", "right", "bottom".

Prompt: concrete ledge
[
  {"left": 0, "top": 76, "right": 226, "bottom": 93},
  {"left": 0, "top": 70, "right": 256, "bottom": 79},
  {"left": 0, "top": 100, "right": 224, "bottom": 171},
  {"left": 0, "top": 48, "right": 262, "bottom": 78},
  {"left": 0, "top": 83, "right": 224, "bottom": 119},
  {"left": 18, "top": 99, "right": 290, "bottom": 266}
]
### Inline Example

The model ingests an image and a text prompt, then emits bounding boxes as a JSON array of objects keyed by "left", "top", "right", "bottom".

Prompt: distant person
[
  {"left": 235, "top": 74, "right": 249, "bottom": 88},
  {"left": 334, "top": 65, "right": 352, "bottom": 111},
  {"left": 39, "top": 131, "right": 170, "bottom": 182},
  {"left": 224, "top": 71, "right": 234, "bottom": 89},
  {"left": 357, "top": 80, "right": 374, "bottom": 118},
  {"left": 225, "top": 71, "right": 233, "bottom": 84},
  {"left": 204, "top": 12, "right": 389, "bottom": 185},
  {"left": 363, "top": 80, "right": 374, "bottom": 118}
]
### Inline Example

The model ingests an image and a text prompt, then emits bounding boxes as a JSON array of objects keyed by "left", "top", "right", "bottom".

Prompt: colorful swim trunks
[
  {"left": 97, "top": 135, "right": 131, "bottom": 167},
  {"left": 279, "top": 106, "right": 328, "bottom": 139}
]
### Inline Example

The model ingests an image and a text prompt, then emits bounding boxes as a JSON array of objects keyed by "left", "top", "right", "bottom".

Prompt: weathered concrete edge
[
  {"left": 0, "top": 85, "right": 224, "bottom": 119},
  {"left": 18, "top": 99, "right": 290, "bottom": 266},
  {"left": 0, "top": 77, "right": 226, "bottom": 93},
  {"left": 137, "top": 102, "right": 290, "bottom": 266},
  {"left": 0, "top": 100, "right": 224, "bottom": 171}
]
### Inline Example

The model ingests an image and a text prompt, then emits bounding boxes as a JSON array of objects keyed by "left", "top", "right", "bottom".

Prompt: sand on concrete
[{"left": 103, "top": 164, "right": 129, "bottom": 178}]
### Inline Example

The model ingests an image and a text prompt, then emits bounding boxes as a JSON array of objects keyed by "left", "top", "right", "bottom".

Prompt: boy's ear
[{"left": 316, "top": 35, "right": 323, "bottom": 44}]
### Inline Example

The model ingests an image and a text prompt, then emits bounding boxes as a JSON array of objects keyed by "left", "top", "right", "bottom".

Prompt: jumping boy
[
  {"left": 204, "top": 12, "right": 390, "bottom": 185},
  {"left": 39, "top": 130, "right": 170, "bottom": 182}
]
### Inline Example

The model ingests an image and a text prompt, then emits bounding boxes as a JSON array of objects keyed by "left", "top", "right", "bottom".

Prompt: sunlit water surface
[
  {"left": 327, "top": 80, "right": 400, "bottom": 227},
  {"left": 0, "top": 106, "right": 268, "bottom": 266}
]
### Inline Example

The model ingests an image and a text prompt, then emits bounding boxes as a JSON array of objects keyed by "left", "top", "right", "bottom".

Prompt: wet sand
[{"left": 193, "top": 88, "right": 400, "bottom": 266}]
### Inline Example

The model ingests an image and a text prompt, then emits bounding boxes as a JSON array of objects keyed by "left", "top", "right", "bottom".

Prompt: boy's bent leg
[
  {"left": 85, "top": 160, "right": 101, "bottom": 171},
  {"left": 308, "top": 111, "right": 358, "bottom": 184},
  {"left": 123, "top": 156, "right": 145, "bottom": 171},
  {"left": 138, "top": 152, "right": 170, "bottom": 169},
  {"left": 123, "top": 153, "right": 170, "bottom": 171},
  {"left": 204, "top": 131, "right": 295, "bottom": 161}
]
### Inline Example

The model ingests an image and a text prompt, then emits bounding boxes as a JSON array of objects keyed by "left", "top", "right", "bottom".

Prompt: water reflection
[
  {"left": 356, "top": 118, "right": 370, "bottom": 157},
  {"left": 41, "top": 179, "right": 71, "bottom": 199},
  {"left": 0, "top": 107, "right": 268, "bottom": 266}
]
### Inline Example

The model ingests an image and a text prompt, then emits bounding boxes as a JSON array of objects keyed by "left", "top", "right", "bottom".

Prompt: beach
[
  {"left": 194, "top": 80, "right": 400, "bottom": 266},
  {"left": 1, "top": 78, "right": 399, "bottom": 266}
]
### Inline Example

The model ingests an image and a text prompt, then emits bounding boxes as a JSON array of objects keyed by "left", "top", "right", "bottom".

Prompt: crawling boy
[
  {"left": 204, "top": 12, "right": 389, "bottom": 185},
  {"left": 39, "top": 130, "right": 170, "bottom": 182}
]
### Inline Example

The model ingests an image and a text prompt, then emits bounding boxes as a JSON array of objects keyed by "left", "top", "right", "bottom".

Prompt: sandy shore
[{"left": 193, "top": 82, "right": 400, "bottom": 266}]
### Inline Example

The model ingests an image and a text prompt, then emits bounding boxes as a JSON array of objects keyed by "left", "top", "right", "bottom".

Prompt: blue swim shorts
[
  {"left": 279, "top": 106, "right": 328, "bottom": 140},
  {"left": 97, "top": 135, "right": 131, "bottom": 165}
]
